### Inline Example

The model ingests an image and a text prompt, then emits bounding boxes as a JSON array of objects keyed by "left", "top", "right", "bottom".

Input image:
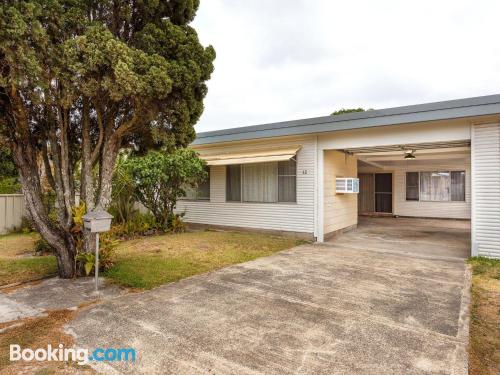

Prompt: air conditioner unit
[{"left": 336, "top": 177, "right": 359, "bottom": 194}]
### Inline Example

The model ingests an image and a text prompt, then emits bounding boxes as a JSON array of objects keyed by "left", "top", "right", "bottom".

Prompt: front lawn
[
  {"left": 105, "top": 230, "right": 303, "bottom": 289},
  {"left": 467, "top": 257, "right": 500, "bottom": 375},
  {"left": 0, "top": 232, "right": 57, "bottom": 286},
  {"left": 0, "top": 230, "right": 303, "bottom": 289}
]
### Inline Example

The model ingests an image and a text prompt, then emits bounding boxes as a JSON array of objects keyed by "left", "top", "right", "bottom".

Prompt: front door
[{"left": 375, "top": 173, "right": 392, "bottom": 213}]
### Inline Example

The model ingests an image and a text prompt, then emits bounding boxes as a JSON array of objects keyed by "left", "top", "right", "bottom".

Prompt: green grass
[
  {"left": 0, "top": 229, "right": 303, "bottom": 289},
  {"left": 105, "top": 230, "right": 303, "bottom": 289},
  {"left": 0, "top": 257, "right": 57, "bottom": 286},
  {"left": 0, "top": 232, "right": 57, "bottom": 286},
  {"left": 467, "top": 257, "right": 500, "bottom": 375}
]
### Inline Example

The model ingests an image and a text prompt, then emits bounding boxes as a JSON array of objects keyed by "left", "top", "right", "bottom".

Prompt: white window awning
[{"left": 202, "top": 146, "right": 301, "bottom": 166}]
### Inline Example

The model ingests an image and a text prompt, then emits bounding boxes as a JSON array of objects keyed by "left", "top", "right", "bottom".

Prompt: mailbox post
[{"left": 82, "top": 210, "right": 113, "bottom": 293}]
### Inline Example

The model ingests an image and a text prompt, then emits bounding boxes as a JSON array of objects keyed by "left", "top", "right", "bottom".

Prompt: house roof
[{"left": 193, "top": 94, "right": 500, "bottom": 145}]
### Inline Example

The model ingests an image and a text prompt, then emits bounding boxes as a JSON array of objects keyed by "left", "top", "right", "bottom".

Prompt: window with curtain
[
  {"left": 405, "top": 171, "right": 465, "bottom": 202},
  {"left": 226, "top": 164, "right": 241, "bottom": 201},
  {"left": 183, "top": 166, "right": 210, "bottom": 200},
  {"left": 278, "top": 159, "right": 297, "bottom": 202},
  {"left": 451, "top": 171, "right": 465, "bottom": 201},
  {"left": 226, "top": 157, "right": 297, "bottom": 203},
  {"left": 420, "top": 172, "right": 450, "bottom": 201},
  {"left": 406, "top": 172, "right": 419, "bottom": 201}
]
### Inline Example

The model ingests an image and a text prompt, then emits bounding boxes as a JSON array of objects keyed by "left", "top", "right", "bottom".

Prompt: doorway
[
  {"left": 375, "top": 173, "right": 392, "bottom": 213},
  {"left": 358, "top": 173, "right": 393, "bottom": 214}
]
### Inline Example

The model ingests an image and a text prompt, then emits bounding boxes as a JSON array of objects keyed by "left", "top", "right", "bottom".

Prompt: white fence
[{"left": 0, "top": 194, "right": 25, "bottom": 235}]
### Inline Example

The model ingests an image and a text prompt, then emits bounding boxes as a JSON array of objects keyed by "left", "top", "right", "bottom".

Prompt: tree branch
[
  {"left": 41, "top": 140, "right": 56, "bottom": 191},
  {"left": 90, "top": 104, "right": 105, "bottom": 167}
]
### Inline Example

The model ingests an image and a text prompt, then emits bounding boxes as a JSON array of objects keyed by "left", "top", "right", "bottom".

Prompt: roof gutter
[{"left": 192, "top": 95, "right": 500, "bottom": 145}]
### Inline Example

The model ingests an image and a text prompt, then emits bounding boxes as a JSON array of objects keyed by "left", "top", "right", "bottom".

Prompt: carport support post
[
  {"left": 316, "top": 147, "right": 325, "bottom": 242},
  {"left": 95, "top": 232, "right": 99, "bottom": 294}
]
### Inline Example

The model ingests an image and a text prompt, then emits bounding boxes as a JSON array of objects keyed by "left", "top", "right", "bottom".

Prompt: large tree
[{"left": 0, "top": 0, "right": 215, "bottom": 277}]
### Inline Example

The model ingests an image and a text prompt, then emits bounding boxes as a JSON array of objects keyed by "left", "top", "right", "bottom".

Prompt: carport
[
  {"left": 321, "top": 138, "right": 471, "bottom": 251},
  {"left": 348, "top": 140, "right": 471, "bottom": 219}
]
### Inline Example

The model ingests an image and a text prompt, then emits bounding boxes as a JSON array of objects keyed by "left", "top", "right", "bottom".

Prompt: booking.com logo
[{"left": 10, "top": 344, "right": 136, "bottom": 365}]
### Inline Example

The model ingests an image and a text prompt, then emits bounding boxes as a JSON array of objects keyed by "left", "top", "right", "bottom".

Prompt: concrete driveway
[{"left": 68, "top": 218, "right": 470, "bottom": 374}]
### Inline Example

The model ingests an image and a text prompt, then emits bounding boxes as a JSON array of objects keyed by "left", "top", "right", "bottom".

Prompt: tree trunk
[
  {"left": 53, "top": 231, "right": 77, "bottom": 278},
  {"left": 80, "top": 97, "right": 97, "bottom": 257},
  {"left": 96, "top": 136, "right": 120, "bottom": 209},
  {"left": 11, "top": 140, "right": 77, "bottom": 278}
]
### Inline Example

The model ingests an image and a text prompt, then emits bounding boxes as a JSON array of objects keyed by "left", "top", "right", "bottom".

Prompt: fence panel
[{"left": 0, "top": 194, "right": 25, "bottom": 234}]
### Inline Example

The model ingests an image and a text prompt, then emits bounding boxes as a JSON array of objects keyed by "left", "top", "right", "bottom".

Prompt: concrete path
[
  {"left": 68, "top": 218, "right": 470, "bottom": 375},
  {"left": 0, "top": 277, "right": 126, "bottom": 324}
]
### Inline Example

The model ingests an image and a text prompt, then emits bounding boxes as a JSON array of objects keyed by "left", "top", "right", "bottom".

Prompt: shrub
[
  {"left": 108, "top": 213, "right": 159, "bottom": 238},
  {"left": 76, "top": 237, "right": 118, "bottom": 276},
  {"left": 110, "top": 155, "right": 138, "bottom": 224},
  {"left": 34, "top": 238, "right": 54, "bottom": 256},
  {"left": 123, "top": 149, "right": 207, "bottom": 230},
  {"left": 168, "top": 213, "right": 186, "bottom": 233},
  {"left": 0, "top": 176, "right": 21, "bottom": 194},
  {"left": 20, "top": 216, "right": 35, "bottom": 234}
]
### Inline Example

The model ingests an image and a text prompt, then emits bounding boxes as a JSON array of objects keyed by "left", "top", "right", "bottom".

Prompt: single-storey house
[{"left": 177, "top": 95, "right": 500, "bottom": 259}]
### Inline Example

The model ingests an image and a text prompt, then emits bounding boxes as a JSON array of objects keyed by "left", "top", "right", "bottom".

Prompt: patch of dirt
[
  {"left": 0, "top": 279, "right": 46, "bottom": 294},
  {"left": 469, "top": 275, "right": 500, "bottom": 375},
  {"left": 0, "top": 309, "right": 96, "bottom": 375}
]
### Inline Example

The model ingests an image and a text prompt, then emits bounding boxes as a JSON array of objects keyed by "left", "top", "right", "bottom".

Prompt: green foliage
[
  {"left": 0, "top": 256, "right": 57, "bottom": 286},
  {"left": 0, "top": 145, "right": 17, "bottom": 177},
  {"left": 110, "top": 155, "right": 138, "bottom": 224},
  {"left": 76, "top": 237, "right": 118, "bottom": 276},
  {"left": 468, "top": 256, "right": 500, "bottom": 278},
  {"left": 108, "top": 213, "right": 159, "bottom": 238},
  {"left": 34, "top": 238, "right": 53, "bottom": 256},
  {"left": 331, "top": 108, "right": 366, "bottom": 116},
  {"left": 168, "top": 213, "right": 187, "bottom": 233},
  {"left": 76, "top": 252, "right": 95, "bottom": 276},
  {"left": 0, "top": 177, "right": 21, "bottom": 194},
  {"left": 123, "top": 149, "right": 207, "bottom": 228},
  {"left": 0, "top": 0, "right": 215, "bottom": 150},
  {"left": 20, "top": 217, "right": 34, "bottom": 234},
  {"left": 0, "top": 146, "right": 20, "bottom": 193},
  {"left": 71, "top": 203, "right": 86, "bottom": 228}
]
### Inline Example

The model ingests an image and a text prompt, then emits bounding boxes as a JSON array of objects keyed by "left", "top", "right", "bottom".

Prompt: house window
[
  {"left": 405, "top": 171, "right": 466, "bottom": 202},
  {"left": 226, "top": 164, "right": 241, "bottom": 202},
  {"left": 226, "top": 158, "right": 297, "bottom": 203},
  {"left": 184, "top": 166, "right": 210, "bottom": 200},
  {"left": 405, "top": 172, "right": 419, "bottom": 201},
  {"left": 450, "top": 171, "right": 465, "bottom": 201},
  {"left": 278, "top": 159, "right": 297, "bottom": 202}
]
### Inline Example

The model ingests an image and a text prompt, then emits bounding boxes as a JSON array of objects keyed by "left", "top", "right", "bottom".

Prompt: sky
[{"left": 192, "top": 0, "right": 500, "bottom": 132}]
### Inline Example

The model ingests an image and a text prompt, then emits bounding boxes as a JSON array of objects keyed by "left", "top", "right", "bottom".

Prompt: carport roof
[{"left": 193, "top": 94, "right": 500, "bottom": 145}]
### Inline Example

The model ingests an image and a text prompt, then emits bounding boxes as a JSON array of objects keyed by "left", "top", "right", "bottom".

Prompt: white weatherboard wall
[
  {"left": 0, "top": 194, "right": 25, "bottom": 234},
  {"left": 472, "top": 123, "right": 500, "bottom": 258},
  {"left": 176, "top": 136, "right": 316, "bottom": 236},
  {"left": 323, "top": 150, "right": 358, "bottom": 236}
]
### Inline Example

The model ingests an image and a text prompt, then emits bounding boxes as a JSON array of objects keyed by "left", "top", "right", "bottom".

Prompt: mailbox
[{"left": 83, "top": 210, "right": 113, "bottom": 233}]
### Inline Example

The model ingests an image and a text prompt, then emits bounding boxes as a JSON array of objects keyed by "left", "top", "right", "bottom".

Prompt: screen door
[{"left": 375, "top": 173, "right": 392, "bottom": 213}]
